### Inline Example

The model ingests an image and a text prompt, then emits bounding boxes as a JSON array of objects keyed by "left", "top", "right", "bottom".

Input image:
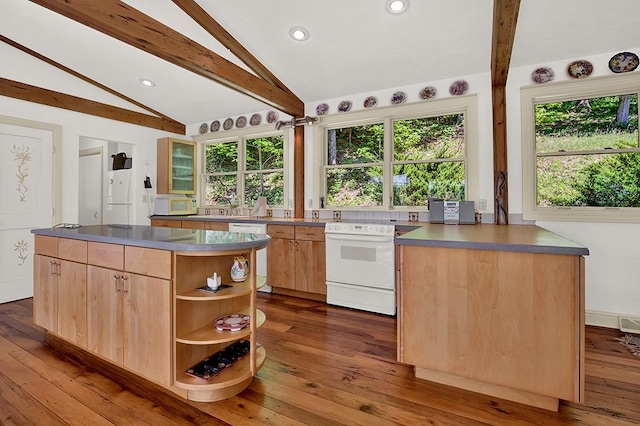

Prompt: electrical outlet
[
  {"left": 479, "top": 199, "right": 487, "bottom": 210},
  {"left": 267, "top": 209, "right": 273, "bottom": 217},
  {"left": 408, "top": 212, "right": 419, "bottom": 222},
  {"left": 333, "top": 211, "right": 341, "bottom": 221},
  {"left": 284, "top": 210, "right": 291, "bottom": 218},
  {"left": 312, "top": 210, "right": 319, "bottom": 219}
]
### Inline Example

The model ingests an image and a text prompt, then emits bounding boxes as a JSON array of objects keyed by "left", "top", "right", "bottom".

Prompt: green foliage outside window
[{"left": 535, "top": 94, "right": 640, "bottom": 207}]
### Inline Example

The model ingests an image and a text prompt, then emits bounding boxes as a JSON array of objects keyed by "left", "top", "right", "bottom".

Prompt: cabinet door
[
  {"left": 267, "top": 237, "right": 295, "bottom": 289},
  {"left": 87, "top": 266, "right": 124, "bottom": 364},
  {"left": 296, "top": 240, "right": 326, "bottom": 295},
  {"left": 33, "top": 254, "right": 57, "bottom": 331},
  {"left": 56, "top": 259, "right": 87, "bottom": 346},
  {"left": 157, "top": 138, "right": 196, "bottom": 194},
  {"left": 123, "top": 273, "right": 172, "bottom": 387}
]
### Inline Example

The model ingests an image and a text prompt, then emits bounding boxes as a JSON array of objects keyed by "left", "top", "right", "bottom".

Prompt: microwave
[{"left": 155, "top": 196, "right": 197, "bottom": 215}]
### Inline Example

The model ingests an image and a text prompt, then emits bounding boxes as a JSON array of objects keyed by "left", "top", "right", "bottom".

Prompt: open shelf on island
[{"left": 176, "top": 309, "right": 265, "bottom": 344}]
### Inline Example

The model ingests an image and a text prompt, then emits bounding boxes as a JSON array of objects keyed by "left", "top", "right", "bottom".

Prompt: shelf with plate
[{"left": 173, "top": 249, "right": 265, "bottom": 401}]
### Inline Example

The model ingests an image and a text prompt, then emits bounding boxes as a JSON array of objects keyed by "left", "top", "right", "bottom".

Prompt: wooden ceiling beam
[
  {"left": 0, "top": 77, "right": 186, "bottom": 133},
  {"left": 172, "top": 0, "right": 295, "bottom": 97},
  {"left": 31, "top": 0, "right": 304, "bottom": 118},
  {"left": 0, "top": 35, "right": 184, "bottom": 131},
  {"left": 490, "top": 0, "right": 521, "bottom": 225}
]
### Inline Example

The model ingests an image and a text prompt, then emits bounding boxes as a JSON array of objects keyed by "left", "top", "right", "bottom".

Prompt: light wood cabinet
[
  {"left": 151, "top": 219, "right": 183, "bottom": 228},
  {"left": 398, "top": 244, "right": 585, "bottom": 410},
  {"left": 173, "top": 249, "right": 266, "bottom": 401},
  {"left": 86, "top": 242, "right": 172, "bottom": 387},
  {"left": 157, "top": 137, "right": 196, "bottom": 195},
  {"left": 33, "top": 236, "right": 87, "bottom": 347},
  {"left": 267, "top": 225, "right": 326, "bottom": 297}
]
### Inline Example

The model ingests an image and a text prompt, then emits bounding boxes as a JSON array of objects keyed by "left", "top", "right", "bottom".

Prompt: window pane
[
  {"left": 205, "top": 141, "right": 238, "bottom": 172},
  {"left": 393, "top": 114, "right": 465, "bottom": 161},
  {"left": 535, "top": 94, "right": 639, "bottom": 153},
  {"left": 326, "top": 166, "right": 383, "bottom": 206},
  {"left": 204, "top": 175, "right": 237, "bottom": 205},
  {"left": 327, "top": 124, "right": 384, "bottom": 166},
  {"left": 246, "top": 136, "right": 284, "bottom": 170},
  {"left": 393, "top": 162, "right": 465, "bottom": 206},
  {"left": 537, "top": 153, "right": 640, "bottom": 207},
  {"left": 245, "top": 171, "right": 284, "bottom": 207}
]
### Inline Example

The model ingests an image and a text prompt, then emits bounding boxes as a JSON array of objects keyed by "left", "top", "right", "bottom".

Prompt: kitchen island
[
  {"left": 31, "top": 225, "right": 270, "bottom": 402},
  {"left": 395, "top": 224, "right": 588, "bottom": 411}
]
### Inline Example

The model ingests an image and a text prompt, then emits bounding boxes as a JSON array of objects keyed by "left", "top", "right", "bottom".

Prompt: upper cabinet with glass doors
[{"left": 157, "top": 138, "right": 197, "bottom": 194}]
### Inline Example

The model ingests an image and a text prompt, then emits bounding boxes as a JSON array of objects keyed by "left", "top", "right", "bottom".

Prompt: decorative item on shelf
[
  {"left": 223, "top": 118, "right": 234, "bottom": 130},
  {"left": 316, "top": 103, "right": 329, "bottom": 115},
  {"left": 449, "top": 80, "right": 469, "bottom": 96},
  {"left": 608, "top": 52, "right": 639, "bottom": 74},
  {"left": 391, "top": 91, "right": 407, "bottom": 104},
  {"left": 231, "top": 255, "right": 248, "bottom": 282},
  {"left": 420, "top": 86, "right": 437, "bottom": 100},
  {"left": 250, "top": 113, "right": 262, "bottom": 126},
  {"left": 236, "top": 116, "right": 247, "bottom": 128},
  {"left": 199, "top": 123, "right": 208, "bottom": 134},
  {"left": 567, "top": 60, "right": 593, "bottom": 79},
  {"left": 337, "top": 100, "right": 352, "bottom": 112},
  {"left": 266, "top": 110, "right": 278, "bottom": 123},
  {"left": 363, "top": 96, "right": 378, "bottom": 108},
  {"left": 210, "top": 120, "right": 220, "bottom": 132},
  {"left": 185, "top": 340, "right": 252, "bottom": 380},
  {"left": 207, "top": 272, "right": 221, "bottom": 290},
  {"left": 531, "top": 66, "right": 555, "bottom": 84},
  {"left": 215, "top": 314, "right": 251, "bottom": 331}
]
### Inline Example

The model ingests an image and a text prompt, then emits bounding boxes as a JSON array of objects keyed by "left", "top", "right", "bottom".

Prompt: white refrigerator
[{"left": 104, "top": 169, "right": 132, "bottom": 225}]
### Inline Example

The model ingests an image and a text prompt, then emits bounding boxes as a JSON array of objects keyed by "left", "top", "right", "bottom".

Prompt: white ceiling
[{"left": 2, "top": 0, "right": 640, "bottom": 130}]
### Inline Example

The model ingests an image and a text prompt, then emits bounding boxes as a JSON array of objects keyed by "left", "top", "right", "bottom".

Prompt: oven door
[{"left": 325, "top": 233, "right": 395, "bottom": 290}]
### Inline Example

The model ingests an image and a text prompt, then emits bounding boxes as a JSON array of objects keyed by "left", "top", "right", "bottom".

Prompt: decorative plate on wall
[
  {"left": 199, "top": 123, "right": 208, "bottom": 134},
  {"left": 363, "top": 96, "right": 378, "bottom": 108},
  {"left": 567, "top": 60, "right": 593, "bottom": 79},
  {"left": 250, "top": 113, "right": 262, "bottom": 126},
  {"left": 316, "top": 103, "right": 329, "bottom": 115},
  {"left": 449, "top": 80, "right": 469, "bottom": 96},
  {"left": 391, "top": 91, "right": 407, "bottom": 105},
  {"left": 420, "top": 86, "right": 437, "bottom": 100},
  {"left": 236, "top": 116, "right": 247, "bottom": 128},
  {"left": 223, "top": 118, "right": 234, "bottom": 130},
  {"left": 210, "top": 120, "right": 220, "bottom": 132},
  {"left": 338, "top": 100, "right": 352, "bottom": 112},
  {"left": 531, "top": 66, "right": 555, "bottom": 84},
  {"left": 608, "top": 52, "right": 639, "bottom": 73},
  {"left": 266, "top": 110, "right": 278, "bottom": 123}
]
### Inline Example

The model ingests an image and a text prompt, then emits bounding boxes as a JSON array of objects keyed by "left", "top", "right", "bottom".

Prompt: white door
[
  {"left": 0, "top": 118, "right": 58, "bottom": 303},
  {"left": 79, "top": 148, "right": 103, "bottom": 225}
]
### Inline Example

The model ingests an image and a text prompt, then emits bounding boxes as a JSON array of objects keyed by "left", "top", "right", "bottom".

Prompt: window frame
[
  {"left": 195, "top": 125, "right": 289, "bottom": 209},
  {"left": 521, "top": 73, "right": 640, "bottom": 223},
  {"left": 312, "top": 96, "right": 479, "bottom": 211}
]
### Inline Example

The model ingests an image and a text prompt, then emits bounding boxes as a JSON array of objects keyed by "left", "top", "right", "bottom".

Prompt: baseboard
[{"left": 585, "top": 310, "right": 621, "bottom": 329}]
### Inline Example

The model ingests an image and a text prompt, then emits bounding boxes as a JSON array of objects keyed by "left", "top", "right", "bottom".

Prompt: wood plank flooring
[{"left": 1, "top": 294, "right": 639, "bottom": 425}]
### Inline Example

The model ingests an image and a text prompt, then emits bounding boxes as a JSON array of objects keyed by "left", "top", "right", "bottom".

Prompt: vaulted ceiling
[{"left": 2, "top": 0, "right": 640, "bottom": 135}]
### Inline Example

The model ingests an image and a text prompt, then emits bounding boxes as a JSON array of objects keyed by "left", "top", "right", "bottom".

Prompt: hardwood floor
[{"left": 1, "top": 294, "right": 639, "bottom": 425}]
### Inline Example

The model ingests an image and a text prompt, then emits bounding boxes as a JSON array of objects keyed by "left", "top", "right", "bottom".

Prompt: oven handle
[{"left": 325, "top": 233, "right": 393, "bottom": 243}]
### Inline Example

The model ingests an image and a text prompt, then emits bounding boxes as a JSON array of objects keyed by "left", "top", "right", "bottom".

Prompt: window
[
  {"left": 316, "top": 97, "right": 477, "bottom": 210},
  {"left": 201, "top": 131, "right": 286, "bottom": 208},
  {"left": 522, "top": 73, "right": 640, "bottom": 222}
]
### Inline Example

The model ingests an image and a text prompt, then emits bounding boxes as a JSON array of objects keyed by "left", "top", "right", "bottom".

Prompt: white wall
[
  {"left": 1, "top": 97, "right": 184, "bottom": 225},
  {"left": 507, "top": 47, "right": 640, "bottom": 321}
]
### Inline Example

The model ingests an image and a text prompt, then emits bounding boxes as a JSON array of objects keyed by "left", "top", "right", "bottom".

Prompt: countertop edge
[{"left": 394, "top": 237, "right": 589, "bottom": 256}]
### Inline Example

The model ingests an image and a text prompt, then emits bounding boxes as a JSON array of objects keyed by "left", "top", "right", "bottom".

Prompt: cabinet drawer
[
  {"left": 58, "top": 238, "right": 87, "bottom": 263},
  {"left": 35, "top": 235, "right": 58, "bottom": 257},
  {"left": 205, "top": 221, "right": 229, "bottom": 231},
  {"left": 88, "top": 242, "right": 124, "bottom": 270},
  {"left": 267, "top": 224, "right": 295, "bottom": 239},
  {"left": 181, "top": 220, "right": 205, "bottom": 230},
  {"left": 125, "top": 246, "right": 172, "bottom": 279},
  {"left": 151, "top": 219, "right": 182, "bottom": 228},
  {"left": 295, "top": 226, "right": 325, "bottom": 242}
]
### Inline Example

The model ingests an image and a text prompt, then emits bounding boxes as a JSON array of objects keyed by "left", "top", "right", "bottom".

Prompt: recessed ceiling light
[
  {"left": 289, "top": 26, "right": 310, "bottom": 41},
  {"left": 138, "top": 78, "right": 156, "bottom": 87},
  {"left": 386, "top": 0, "right": 409, "bottom": 14}
]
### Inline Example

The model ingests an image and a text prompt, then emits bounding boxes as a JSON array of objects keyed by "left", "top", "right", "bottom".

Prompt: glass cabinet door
[{"left": 169, "top": 140, "right": 196, "bottom": 194}]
